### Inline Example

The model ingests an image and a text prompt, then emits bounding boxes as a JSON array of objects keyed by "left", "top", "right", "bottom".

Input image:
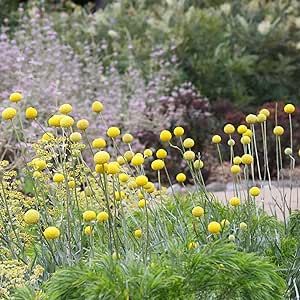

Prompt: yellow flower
[
  {"left": 193, "top": 159, "right": 204, "bottom": 169},
  {"left": 60, "top": 116, "right": 74, "bottom": 128},
  {"left": 229, "top": 197, "right": 240, "bottom": 207},
  {"left": 183, "top": 138, "right": 195, "bottom": 148},
  {"left": 83, "top": 210, "right": 96, "bottom": 222},
  {"left": 43, "top": 226, "right": 60, "bottom": 240},
  {"left": 192, "top": 206, "right": 204, "bottom": 217},
  {"left": 48, "top": 115, "right": 63, "bottom": 127},
  {"left": 135, "top": 175, "right": 148, "bottom": 187},
  {"left": 70, "top": 132, "right": 82, "bottom": 142},
  {"left": 233, "top": 156, "right": 242, "bottom": 165},
  {"left": 188, "top": 242, "right": 198, "bottom": 250},
  {"left": 59, "top": 104, "right": 72, "bottom": 114},
  {"left": 249, "top": 186, "right": 260, "bottom": 197},
  {"left": 92, "top": 138, "right": 106, "bottom": 149},
  {"left": 119, "top": 173, "right": 129, "bottom": 182},
  {"left": 138, "top": 199, "right": 147, "bottom": 208},
  {"left": 107, "top": 126, "right": 120, "bottom": 138},
  {"left": 221, "top": 219, "right": 230, "bottom": 227},
  {"left": 151, "top": 159, "right": 165, "bottom": 170},
  {"left": 84, "top": 226, "right": 92, "bottom": 235},
  {"left": 176, "top": 173, "right": 186, "bottom": 183},
  {"left": 256, "top": 113, "right": 266, "bottom": 123},
  {"left": 134, "top": 229, "right": 142, "bottom": 239},
  {"left": 53, "top": 173, "right": 65, "bottom": 183},
  {"left": 92, "top": 100, "right": 104, "bottom": 113},
  {"left": 42, "top": 132, "right": 54, "bottom": 142},
  {"left": 243, "top": 129, "right": 252, "bottom": 138},
  {"left": 68, "top": 180, "right": 76, "bottom": 188},
  {"left": 223, "top": 124, "right": 235, "bottom": 135},
  {"left": 95, "top": 163, "right": 108, "bottom": 174},
  {"left": 183, "top": 150, "right": 195, "bottom": 161},
  {"left": 227, "top": 138, "right": 235, "bottom": 146},
  {"left": 25, "top": 107, "right": 38, "bottom": 120},
  {"left": 76, "top": 119, "right": 89, "bottom": 131},
  {"left": 284, "top": 104, "right": 295, "bottom": 114},
  {"left": 24, "top": 209, "right": 40, "bottom": 225},
  {"left": 2, "top": 107, "right": 17, "bottom": 120},
  {"left": 115, "top": 191, "right": 125, "bottom": 201},
  {"left": 33, "top": 159, "right": 47, "bottom": 171},
  {"left": 33, "top": 171, "right": 42, "bottom": 178},
  {"left": 122, "top": 133, "right": 134, "bottom": 144},
  {"left": 117, "top": 156, "right": 126, "bottom": 165},
  {"left": 237, "top": 125, "right": 247, "bottom": 134},
  {"left": 245, "top": 114, "right": 257, "bottom": 124},
  {"left": 143, "top": 148, "right": 153, "bottom": 157},
  {"left": 230, "top": 165, "right": 241, "bottom": 175},
  {"left": 239, "top": 222, "right": 248, "bottom": 230},
  {"left": 208, "top": 221, "right": 221, "bottom": 234},
  {"left": 173, "top": 126, "right": 184, "bottom": 137},
  {"left": 240, "top": 136, "right": 251, "bottom": 145},
  {"left": 131, "top": 154, "right": 144, "bottom": 166},
  {"left": 241, "top": 154, "right": 253, "bottom": 165},
  {"left": 145, "top": 182, "right": 155, "bottom": 193},
  {"left": 9, "top": 92, "right": 23, "bottom": 102},
  {"left": 273, "top": 126, "right": 284, "bottom": 136},
  {"left": 156, "top": 149, "right": 167, "bottom": 159},
  {"left": 124, "top": 151, "right": 134, "bottom": 162},
  {"left": 212, "top": 135, "right": 222, "bottom": 144},
  {"left": 97, "top": 211, "right": 109, "bottom": 222},
  {"left": 259, "top": 108, "right": 270, "bottom": 117},
  {"left": 106, "top": 162, "right": 120, "bottom": 174},
  {"left": 160, "top": 130, "right": 172, "bottom": 142},
  {"left": 94, "top": 151, "right": 110, "bottom": 164}
]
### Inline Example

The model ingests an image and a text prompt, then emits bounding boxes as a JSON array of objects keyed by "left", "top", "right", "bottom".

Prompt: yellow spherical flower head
[
  {"left": 240, "top": 136, "right": 251, "bottom": 145},
  {"left": 9, "top": 92, "right": 23, "bottom": 103},
  {"left": 53, "top": 173, "right": 65, "bottom": 183},
  {"left": 84, "top": 226, "right": 93, "bottom": 235},
  {"left": 2, "top": 107, "right": 17, "bottom": 120},
  {"left": 243, "top": 129, "right": 252, "bottom": 138},
  {"left": 245, "top": 114, "right": 257, "bottom": 124},
  {"left": 256, "top": 113, "right": 266, "bottom": 123},
  {"left": 122, "top": 133, "right": 134, "bottom": 144},
  {"left": 119, "top": 173, "right": 129, "bottom": 183},
  {"left": 33, "top": 171, "right": 42, "bottom": 178},
  {"left": 156, "top": 149, "right": 167, "bottom": 159},
  {"left": 160, "top": 130, "right": 172, "bottom": 142},
  {"left": 138, "top": 199, "right": 147, "bottom": 208},
  {"left": 176, "top": 173, "right": 186, "bottom": 183},
  {"left": 42, "top": 132, "right": 54, "bottom": 142},
  {"left": 223, "top": 124, "right": 235, "bottom": 135},
  {"left": 76, "top": 119, "right": 89, "bottom": 131},
  {"left": 92, "top": 138, "right": 106, "bottom": 149},
  {"left": 94, "top": 151, "right": 110, "bottom": 165},
  {"left": 183, "top": 138, "right": 195, "bottom": 148},
  {"left": 43, "top": 226, "right": 60, "bottom": 240},
  {"left": 124, "top": 150, "right": 134, "bottom": 162},
  {"left": 95, "top": 163, "right": 108, "bottom": 174},
  {"left": 229, "top": 196, "right": 240, "bottom": 207},
  {"left": 230, "top": 165, "right": 241, "bottom": 175},
  {"left": 107, "top": 126, "right": 120, "bottom": 138},
  {"left": 33, "top": 159, "right": 47, "bottom": 171},
  {"left": 135, "top": 175, "right": 148, "bottom": 187},
  {"left": 233, "top": 156, "right": 242, "bottom": 165},
  {"left": 115, "top": 191, "right": 125, "bottom": 201},
  {"left": 173, "top": 126, "right": 184, "bottom": 137},
  {"left": 107, "top": 162, "right": 120, "bottom": 175},
  {"left": 70, "top": 132, "right": 82, "bottom": 143},
  {"left": 60, "top": 116, "right": 74, "bottom": 128},
  {"left": 83, "top": 210, "right": 96, "bottom": 222},
  {"left": 134, "top": 229, "right": 142, "bottom": 239},
  {"left": 249, "top": 186, "right": 260, "bottom": 197},
  {"left": 239, "top": 222, "right": 248, "bottom": 230},
  {"left": 221, "top": 219, "right": 230, "bottom": 227},
  {"left": 284, "top": 147, "right": 292, "bottom": 156},
  {"left": 187, "top": 241, "right": 198, "bottom": 250},
  {"left": 59, "top": 103, "right": 72, "bottom": 115},
  {"left": 25, "top": 107, "right": 38, "bottom": 120},
  {"left": 92, "top": 100, "right": 104, "bottom": 113},
  {"left": 68, "top": 180, "right": 76, "bottom": 189},
  {"left": 241, "top": 154, "right": 253, "bottom": 165},
  {"left": 151, "top": 159, "right": 165, "bottom": 171},
  {"left": 227, "top": 138, "right": 235, "bottom": 147},
  {"left": 24, "top": 209, "right": 40, "bottom": 225},
  {"left": 144, "top": 148, "right": 153, "bottom": 158},
  {"left": 117, "top": 156, "right": 126, "bottom": 165},
  {"left": 273, "top": 125, "right": 284, "bottom": 136},
  {"left": 208, "top": 221, "right": 221, "bottom": 234},
  {"left": 237, "top": 125, "right": 247, "bottom": 134},
  {"left": 97, "top": 211, "right": 109, "bottom": 222},
  {"left": 48, "top": 115, "right": 63, "bottom": 127},
  {"left": 212, "top": 135, "right": 222, "bottom": 144},
  {"left": 194, "top": 159, "right": 204, "bottom": 169},
  {"left": 259, "top": 108, "right": 270, "bottom": 117},
  {"left": 183, "top": 150, "right": 195, "bottom": 161},
  {"left": 192, "top": 206, "right": 204, "bottom": 217},
  {"left": 228, "top": 235, "right": 235, "bottom": 242},
  {"left": 284, "top": 104, "right": 295, "bottom": 114},
  {"left": 131, "top": 154, "right": 144, "bottom": 166}
]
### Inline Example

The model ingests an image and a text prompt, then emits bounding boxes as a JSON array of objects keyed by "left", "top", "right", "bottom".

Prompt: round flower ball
[
  {"left": 259, "top": 108, "right": 270, "bottom": 117},
  {"left": 131, "top": 154, "right": 144, "bottom": 166},
  {"left": 227, "top": 138, "right": 235, "bottom": 146},
  {"left": 77, "top": 119, "right": 89, "bottom": 131},
  {"left": 9, "top": 92, "right": 23, "bottom": 103},
  {"left": 107, "top": 127, "right": 120, "bottom": 138},
  {"left": 84, "top": 226, "right": 92, "bottom": 235},
  {"left": 183, "top": 150, "right": 195, "bottom": 161},
  {"left": 122, "top": 133, "right": 134, "bottom": 144},
  {"left": 221, "top": 219, "right": 230, "bottom": 227},
  {"left": 273, "top": 126, "right": 284, "bottom": 136},
  {"left": 2, "top": 107, "right": 17, "bottom": 120},
  {"left": 144, "top": 149, "right": 153, "bottom": 157},
  {"left": 188, "top": 242, "right": 198, "bottom": 250},
  {"left": 92, "top": 138, "right": 106, "bottom": 149},
  {"left": 42, "top": 132, "right": 54, "bottom": 142},
  {"left": 59, "top": 104, "right": 72, "bottom": 114},
  {"left": 241, "top": 136, "right": 251, "bottom": 145},
  {"left": 284, "top": 147, "right": 292, "bottom": 156},
  {"left": 151, "top": 159, "right": 165, "bottom": 171},
  {"left": 229, "top": 197, "right": 240, "bottom": 207},
  {"left": 237, "top": 125, "right": 247, "bottom": 134},
  {"left": 60, "top": 116, "right": 74, "bottom": 128},
  {"left": 48, "top": 115, "right": 63, "bottom": 127},
  {"left": 97, "top": 211, "right": 109, "bottom": 222},
  {"left": 228, "top": 235, "right": 235, "bottom": 242},
  {"left": 233, "top": 156, "right": 242, "bottom": 165},
  {"left": 135, "top": 175, "right": 148, "bottom": 187},
  {"left": 230, "top": 165, "right": 241, "bottom": 175},
  {"left": 94, "top": 151, "right": 110, "bottom": 164},
  {"left": 24, "top": 209, "right": 40, "bottom": 225},
  {"left": 53, "top": 173, "right": 65, "bottom": 183},
  {"left": 156, "top": 149, "right": 167, "bottom": 159},
  {"left": 160, "top": 130, "right": 172, "bottom": 142},
  {"left": 70, "top": 132, "right": 82, "bottom": 143},
  {"left": 183, "top": 138, "right": 195, "bottom": 148},
  {"left": 239, "top": 222, "right": 248, "bottom": 230},
  {"left": 173, "top": 126, "right": 184, "bottom": 137},
  {"left": 212, "top": 135, "right": 222, "bottom": 144},
  {"left": 25, "top": 107, "right": 38, "bottom": 120},
  {"left": 249, "top": 186, "right": 260, "bottom": 197},
  {"left": 124, "top": 151, "right": 134, "bottom": 162},
  {"left": 192, "top": 206, "right": 204, "bottom": 217},
  {"left": 83, "top": 210, "right": 96, "bottom": 222},
  {"left": 43, "top": 226, "right": 60, "bottom": 240},
  {"left": 284, "top": 104, "right": 295, "bottom": 114},
  {"left": 138, "top": 199, "right": 147, "bottom": 208},
  {"left": 223, "top": 124, "right": 235, "bottom": 135},
  {"left": 243, "top": 129, "right": 253, "bottom": 138},
  {"left": 176, "top": 173, "right": 186, "bottom": 183},
  {"left": 119, "top": 173, "right": 129, "bottom": 183},
  {"left": 107, "top": 162, "right": 120, "bottom": 175},
  {"left": 134, "top": 229, "right": 142, "bottom": 239},
  {"left": 208, "top": 221, "right": 221, "bottom": 234},
  {"left": 92, "top": 101, "right": 104, "bottom": 113},
  {"left": 245, "top": 114, "right": 257, "bottom": 124},
  {"left": 256, "top": 113, "right": 266, "bottom": 123},
  {"left": 241, "top": 154, "right": 253, "bottom": 165},
  {"left": 194, "top": 159, "right": 204, "bottom": 169}
]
